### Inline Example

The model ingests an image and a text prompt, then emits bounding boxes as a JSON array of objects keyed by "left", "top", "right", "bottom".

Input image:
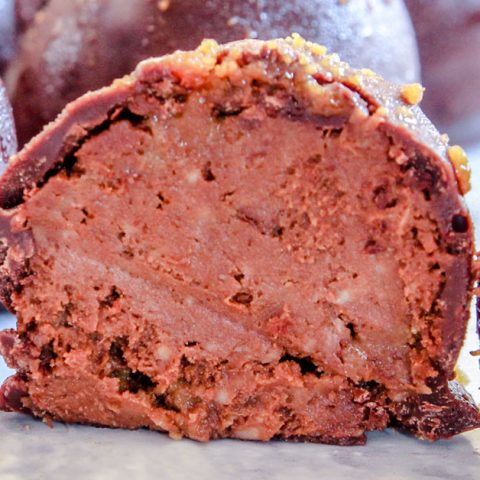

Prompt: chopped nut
[
  {"left": 169, "top": 431, "right": 183, "bottom": 440},
  {"left": 400, "top": 83, "right": 425, "bottom": 105},
  {"left": 290, "top": 32, "right": 306, "bottom": 49},
  {"left": 235, "top": 427, "right": 260, "bottom": 440},
  {"left": 448, "top": 145, "right": 471, "bottom": 194},
  {"left": 186, "top": 169, "right": 200, "bottom": 184},
  {"left": 336, "top": 289, "right": 352, "bottom": 305},
  {"left": 440, "top": 133, "right": 450, "bottom": 145},
  {"left": 304, "top": 63, "right": 317, "bottom": 75},
  {"left": 376, "top": 106, "right": 388, "bottom": 117},
  {"left": 227, "top": 16, "right": 240, "bottom": 27},
  {"left": 396, "top": 105, "right": 414, "bottom": 119},
  {"left": 215, "top": 59, "right": 238, "bottom": 77},
  {"left": 158, "top": 0, "right": 170, "bottom": 12},
  {"left": 112, "top": 75, "right": 134, "bottom": 88},
  {"left": 156, "top": 345, "right": 171, "bottom": 361},
  {"left": 215, "top": 389, "right": 230, "bottom": 405},
  {"left": 360, "top": 68, "right": 376, "bottom": 77},
  {"left": 265, "top": 39, "right": 278, "bottom": 50},
  {"left": 197, "top": 39, "right": 219, "bottom": 56},
  {"left": 346, "top": 74, "right": 363, "bottom": 88},
  {"left": 308, "top": 42, "right": 327, "bottom": 56},
  {"left": 454, "top": 367, "right": 470, "bottom": 386}
]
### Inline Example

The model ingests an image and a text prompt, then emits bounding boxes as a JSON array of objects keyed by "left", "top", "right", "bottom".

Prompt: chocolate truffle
[
  {"left": 0, "top": 79, "right": 16, "bottom": 168},
  {"left": 6, "top": 0, "right": 420, "bottom": 147},
  {"left": 0, "top": 38, "right": 477, "bottom": 444},
  {"left": 406, "top": 0, "right": 480, "bottom": 145},
  {"left": 0, "top": 0, "right": 47, "bottom": 75}
]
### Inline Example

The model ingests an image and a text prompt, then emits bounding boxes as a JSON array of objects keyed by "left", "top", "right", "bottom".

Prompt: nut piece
[
  {"left": 400, "top": 83, "right": 425, "bottom": 105},
  {"left": 448, "top": 145, "right": 471, "bottom": 195},
  {"left": 454, "top": 367, "right": 470, "bottom": 386},
  {"left": 158, "top": 0, "right": 171, "bottom": 12}
]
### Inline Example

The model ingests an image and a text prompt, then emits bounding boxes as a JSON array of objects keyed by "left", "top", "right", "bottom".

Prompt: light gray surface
[
  {"left": 460, "top": 144, "right": 480, "bottom": 403},
  {"left": 0, "top": 311, "right": 13, "bottom": 381},
  {"left": 0, "top": 412, "right": 479, "bottom": 480},
  {"left": 0, "top": 147, "right": 479, "bottom": 479}
]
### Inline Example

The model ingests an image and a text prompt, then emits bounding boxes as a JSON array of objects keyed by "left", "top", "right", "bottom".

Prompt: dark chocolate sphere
[
  {"left": 406, "top": 0, "right": 480, "bottom": 145},
  {"left": 6, "top": 0, "right": 420, "bottom": 146},
  {"left": 0, "top": 79, "right": 17, "bottom": 168}
]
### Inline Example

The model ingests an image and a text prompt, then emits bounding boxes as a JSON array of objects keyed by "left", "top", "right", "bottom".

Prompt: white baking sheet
[
  {"left": 0, "top": 146, "right": 479, "bottom": 480},
  {"left": 0, "top": 412, "right": 478, "bottom": 480}
]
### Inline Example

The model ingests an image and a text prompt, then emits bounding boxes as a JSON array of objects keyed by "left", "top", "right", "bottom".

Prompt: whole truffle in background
[
  {"left": 0, "top": 0, "right": 47, "bottom": 75},
  {"left": 0, "top": 79, "right": 16, "bottom": 169},
  {"left": 406, "top": 0, "right": 480, "bottom": 145},
  {"left": 0, "top": 0, "right": 15, "bottom": 72},
  {"left": 6, "top": 0, "right": 420, "bottom": 147}
]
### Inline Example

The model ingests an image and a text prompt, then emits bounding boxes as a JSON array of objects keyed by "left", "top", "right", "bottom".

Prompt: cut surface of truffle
[{"left": 0, "top": 38, "right": 478, "bottom": 444}]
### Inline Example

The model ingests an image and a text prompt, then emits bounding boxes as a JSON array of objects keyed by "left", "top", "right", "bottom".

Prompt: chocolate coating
[
  {"left": 406, "top": 0, "right": 480, "bottom": 145},
  {"left": 6, "top": 0, "right": 420, "bottom": 146},
  {"left": 0, "top": 79, "right": 16, "bottom": 168},
  {"left": 0, "top": 77, "right": 16, "bottom": 312},
  {"left": 0, "top": 38, "right": 477, "bottom": 443}
]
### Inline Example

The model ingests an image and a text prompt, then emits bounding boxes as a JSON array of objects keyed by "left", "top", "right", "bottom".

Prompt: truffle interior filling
[{"left": 10, "top": 83, "right": 454, "bottom": 442}]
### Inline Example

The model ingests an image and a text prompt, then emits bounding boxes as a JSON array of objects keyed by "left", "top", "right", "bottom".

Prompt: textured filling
[{"left": 4, "top": 85, "right": 458, "bottom": 443}]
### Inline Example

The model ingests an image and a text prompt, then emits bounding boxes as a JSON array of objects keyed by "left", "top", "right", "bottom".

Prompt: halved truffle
[
  {"left": 6, "top": 0, "right": 420, "bottom": 146},
  {"left": 0, "top": 38, "right": 478, "bottom": 444}
]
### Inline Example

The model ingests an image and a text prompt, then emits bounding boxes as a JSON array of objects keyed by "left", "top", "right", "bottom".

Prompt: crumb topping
[
  {"left": 448, "top": 145, "right": 471, "bottom": 194},
  {"left": 400, "top": 83, "right": 425, "bottom": 105}
]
